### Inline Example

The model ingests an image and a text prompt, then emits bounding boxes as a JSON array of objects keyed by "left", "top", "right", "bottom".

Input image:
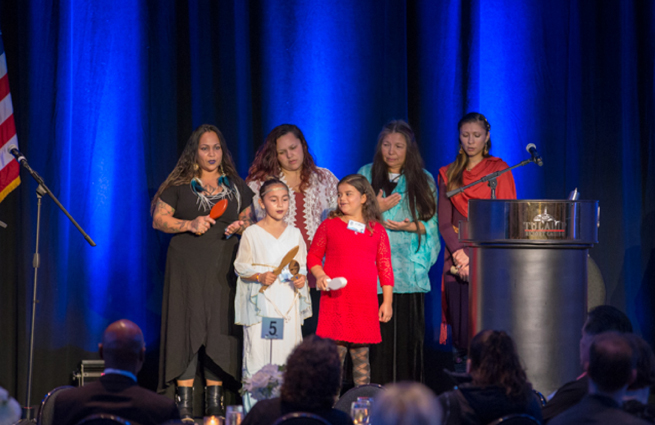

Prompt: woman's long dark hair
[
  {"left": 151, "top": 124, "right": 242, "bottom": 214},
  {"left": 370, "top": 120, "right": 436, "bottom": 249},
  {"left": 246, "top": 124, "right": 322, "bottom": 192},
  {"left": 446, "top": 112, "right": 492, "bottom": 192},
  {"left": 469, "top": 330, "right": 533, "bottom": 402}
]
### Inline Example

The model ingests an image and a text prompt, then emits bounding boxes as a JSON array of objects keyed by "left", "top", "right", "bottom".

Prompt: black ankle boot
[
  {"left": 205, "top": 385, "right": 224, "bottom": 417},
  {"left": 176, "top": 386, "right": 194, "bottom": 422}
]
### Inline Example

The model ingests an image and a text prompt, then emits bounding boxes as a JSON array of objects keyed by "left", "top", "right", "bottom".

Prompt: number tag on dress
[
  {"left": 347, "top": 220, "right": 366, "bottom": 234},
  {"left": 261, "top": 317, "right": 284, "bottom": 340}
]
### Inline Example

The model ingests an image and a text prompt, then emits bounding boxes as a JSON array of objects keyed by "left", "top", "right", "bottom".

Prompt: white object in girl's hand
[{"left": 326, "top": 277, "right": 348, "bottom": 290}]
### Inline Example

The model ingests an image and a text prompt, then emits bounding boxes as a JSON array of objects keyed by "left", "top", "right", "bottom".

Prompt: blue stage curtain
[{"left": 0, "top": 0, "right": 652, "bottom": 400}]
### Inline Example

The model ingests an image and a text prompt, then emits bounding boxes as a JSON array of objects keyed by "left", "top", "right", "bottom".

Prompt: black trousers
[
  {"left": 370, "top": 292, "right": 425, "bottom": 384},
  {"left": 301, "top": 287, "right": 321, "bottom": 337}
]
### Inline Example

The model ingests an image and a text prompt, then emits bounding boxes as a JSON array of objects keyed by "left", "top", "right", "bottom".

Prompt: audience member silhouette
[
  {"left": 550, "top": 332, "right": 648, "bottom": 425},
  {"left": 622, "top": 334, "right": 655, "bottom": 423},
  {"left": 53, "top": 319, "right": 180, "bottom": 425},
  {"left": 241, "top": 336, "right": 352, "bottom": 425},
  {"left": 542, "top": 305, "right": 633, "bottom": 422},
  {"left": 438, "top": 330, "right": 542, "bottom": 425},
  {"left": 370, "top": 382, "right": 442, "bottom": 425}
]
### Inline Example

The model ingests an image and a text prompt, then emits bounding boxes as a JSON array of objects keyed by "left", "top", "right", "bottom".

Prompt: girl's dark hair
[
  {"left": 281, "top": 336, "right": 342, "bottom": 409},
  {"left": 246, "top": 124, "right": 322, "bottom": 192},
  {"left": 446, "top": 112, "right": 492, "bottom": 192},
  {"left": 151, "top": 124, "right": 242, "bottom": 213},
  {"left": 370, "top": 120, "right": 436, "bottom": 250},
  {"left": 469, "top": 330, "right": 532, "bottom": 402},
  {"left": 258, "top": 178, "right": 289, "bottom": 199},
  {"left": 328, "top": 174, "right": 382, "bottom": 233}
]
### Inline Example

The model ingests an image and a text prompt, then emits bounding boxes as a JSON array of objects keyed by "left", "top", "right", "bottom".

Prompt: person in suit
[
  {"left": 542, "top": 305, "right": 633, "bottom": 422},
  {"left": 549, "top": 332, "right": 649, "bottom": 425},
  {"left": 622, "top": 334, "right": 655, "bottom": 423},
  {"left": 53, "top": 319, "right": 180, "bottom": 425}
]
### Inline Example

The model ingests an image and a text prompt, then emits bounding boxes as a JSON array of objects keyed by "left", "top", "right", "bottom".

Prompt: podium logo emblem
[
  {"left": 524, "top": 207, "right": 566, "bottom": 238},
  {"left": 533, "top": 208, "right": 560, "bottom": 225}
]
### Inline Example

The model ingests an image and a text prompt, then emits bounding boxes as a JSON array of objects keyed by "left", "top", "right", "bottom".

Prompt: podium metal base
[{"left": 470, "top": 246, "right": 588, "bottom": 395}]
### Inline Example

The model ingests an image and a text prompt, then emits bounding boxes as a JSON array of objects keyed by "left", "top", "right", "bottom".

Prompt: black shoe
[
  {"left": 205, "top": 385, "right": 224, "bottom": 417},
  {"left": 176, "top": 386, "right": 194, "bottom": 422}
]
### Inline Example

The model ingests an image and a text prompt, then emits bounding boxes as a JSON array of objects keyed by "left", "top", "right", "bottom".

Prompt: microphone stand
[
  {"left": 15, "top": 158, "right": 96, "bottom": 424},
  {"left": 446, "top": 157, "right": 537, "bottom": 199}
]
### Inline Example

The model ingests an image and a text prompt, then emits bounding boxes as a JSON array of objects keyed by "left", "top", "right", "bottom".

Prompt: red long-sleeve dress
[{"left": 307, "top": 217, "right": 394, "bottom": 344}]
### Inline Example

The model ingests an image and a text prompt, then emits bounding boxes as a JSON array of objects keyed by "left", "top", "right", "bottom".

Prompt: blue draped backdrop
[{"left": 0, "top": 0, "right": 653, "bottom": 401}]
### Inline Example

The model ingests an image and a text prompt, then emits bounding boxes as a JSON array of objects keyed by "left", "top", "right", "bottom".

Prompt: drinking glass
[
  {"left": 226, "top": 405, "right": 244, "bottom": 425},
  {"left": 351, "top": 401, "right": 370, "bottom": 425}
]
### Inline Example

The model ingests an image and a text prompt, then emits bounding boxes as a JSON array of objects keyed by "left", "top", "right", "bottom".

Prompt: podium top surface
[{"left": 459, "top": 199, "right": 599, "bottom": 246}]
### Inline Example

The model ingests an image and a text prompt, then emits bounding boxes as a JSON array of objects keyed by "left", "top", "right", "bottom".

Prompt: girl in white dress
[{"left": 234, "top": 179, "right": 311, "bottom": 409}]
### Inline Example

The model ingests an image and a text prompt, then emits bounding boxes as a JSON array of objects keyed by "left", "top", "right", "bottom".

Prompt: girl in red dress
[{"left": 307, "top": 174, "right": 394, "bottom": 386}]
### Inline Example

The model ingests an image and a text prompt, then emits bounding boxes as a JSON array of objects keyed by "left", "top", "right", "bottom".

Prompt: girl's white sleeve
[
  {"left": 295, "top": 230, "right": 308, "bottom": 276},
  {"left": 234, "top": 230, "right": 257, "bottom": 277}
]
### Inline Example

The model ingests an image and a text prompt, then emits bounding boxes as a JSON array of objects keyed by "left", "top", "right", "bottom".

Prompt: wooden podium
[{"left": 460, "top": 200, "right": 599, "bottom": 395}]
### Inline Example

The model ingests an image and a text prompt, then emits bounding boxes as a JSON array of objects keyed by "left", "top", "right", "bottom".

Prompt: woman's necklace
[{"left": 191, "top": 177, "right": 234, "bottom": 212}]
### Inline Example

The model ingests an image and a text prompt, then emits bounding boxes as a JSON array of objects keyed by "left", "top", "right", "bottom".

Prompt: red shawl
[
  {"left": 438, "top": 156, "right": 517, "bottom": 218},
  {"left": 438, "top": 156, "right": 517, "bottom": 345}
]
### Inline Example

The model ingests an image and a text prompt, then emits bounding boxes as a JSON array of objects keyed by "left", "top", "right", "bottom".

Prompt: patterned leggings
[{"left": 336, "top": 342, "right": 370, "bottom": 386}]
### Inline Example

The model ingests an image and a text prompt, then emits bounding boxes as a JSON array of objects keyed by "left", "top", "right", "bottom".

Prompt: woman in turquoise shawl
[{"left": 358, "top": 120, "right": 440, "bottom": 384}]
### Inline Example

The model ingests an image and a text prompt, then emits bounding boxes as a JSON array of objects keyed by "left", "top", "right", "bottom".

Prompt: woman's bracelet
[{"left": 254, "top": 273, "right": 260, "bottom": 283}]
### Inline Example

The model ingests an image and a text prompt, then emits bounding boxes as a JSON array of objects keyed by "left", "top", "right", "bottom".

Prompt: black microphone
[
  {"left": 7, "top": 144, "right": 27, "bottom": 166},
  {"left": 526, "top": 143, "right": 543, "bottom": 167}
]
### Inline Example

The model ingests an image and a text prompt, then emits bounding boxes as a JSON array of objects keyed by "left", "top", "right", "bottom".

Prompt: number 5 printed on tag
[{"left": 261, "top": 317, "right": 284, "bottom": 340}]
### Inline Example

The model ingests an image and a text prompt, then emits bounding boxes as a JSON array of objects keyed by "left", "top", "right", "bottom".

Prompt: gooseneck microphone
[{"left": 526, "top": 143, "right": 543, "bottom": 167}]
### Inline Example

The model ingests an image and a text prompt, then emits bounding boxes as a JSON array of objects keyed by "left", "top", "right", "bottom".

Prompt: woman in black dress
[{"left": 152, "top": 124, "right": 254, "bottom": 421}]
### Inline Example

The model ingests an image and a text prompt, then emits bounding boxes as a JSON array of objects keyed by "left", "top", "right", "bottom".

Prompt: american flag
[{"left": 0, "top": 30, "right": 20, "bottom": 203}]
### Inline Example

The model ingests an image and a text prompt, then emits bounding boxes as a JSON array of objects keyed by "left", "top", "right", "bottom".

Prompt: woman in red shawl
[{"left": 437, "top": 112, "right": 516, "bottom": 365}]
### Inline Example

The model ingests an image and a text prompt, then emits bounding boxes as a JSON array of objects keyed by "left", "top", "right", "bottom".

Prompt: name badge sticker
[{"left": 347, "top": 220, "right": 366, "bottom": 234}]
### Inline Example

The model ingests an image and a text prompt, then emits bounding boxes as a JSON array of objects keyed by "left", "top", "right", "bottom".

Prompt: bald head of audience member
[
  {"left": 587, "top": 332, "right": 637, "bottom": 401},
  {"left": 98, "top": 319, "right": 146, "bottom": 375}
]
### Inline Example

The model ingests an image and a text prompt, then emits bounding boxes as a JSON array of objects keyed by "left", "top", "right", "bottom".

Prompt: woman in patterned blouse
[{"left": 246, "top": 124, "right": 338, "bottom": 336}]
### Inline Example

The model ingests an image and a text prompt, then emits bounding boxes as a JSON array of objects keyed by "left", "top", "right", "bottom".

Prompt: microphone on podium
[{"left": 526, "top": 143, "right": 543, "bottom": 167}]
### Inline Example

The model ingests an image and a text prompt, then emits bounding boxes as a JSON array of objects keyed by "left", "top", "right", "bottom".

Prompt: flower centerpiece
[
  {"left": 240, "top": 364, "right": 285, "bottom": 401},
  {"left": 0, "top": 386, "right": 21, "bottom": 425}
]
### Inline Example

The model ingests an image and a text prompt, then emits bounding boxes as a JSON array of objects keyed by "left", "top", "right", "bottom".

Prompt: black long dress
[{"left": 157, "top": 179, "right": 254, "bottom": 391}]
